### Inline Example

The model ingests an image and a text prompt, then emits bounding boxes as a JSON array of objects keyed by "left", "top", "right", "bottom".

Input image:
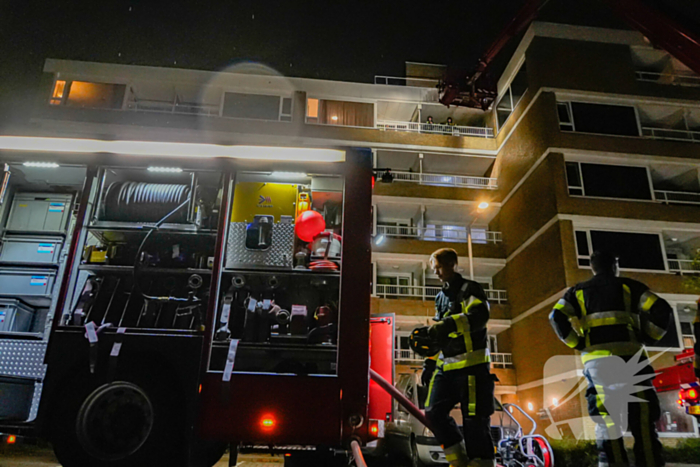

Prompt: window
[
  {"left": 307, "top": 99, "right": 374, "bottom": 127},
  {"left": 222, "top": 92, "right": 292, "bottom": 121},
  {"left": 557, "top": 101, "right": 640, "bottom": 137},
  {"left": 50, "top": 80, "right": 66, "bottom": 105},
  {"left": 495, "top": 61, "right": 527, "bottom": 132},
  {"left": 575, "top": 230, "right": 666, "bottom": 271},
  {"left": 63, "top": 81, "right": 126, "bottom": 109},
  {"left": 565, "top": 162, "right": 653, "bottom": 200}
]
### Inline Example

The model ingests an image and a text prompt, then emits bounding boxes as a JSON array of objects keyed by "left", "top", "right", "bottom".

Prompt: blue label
[{"left": 30, "top": 276, "right": 48, "bottom": 286}]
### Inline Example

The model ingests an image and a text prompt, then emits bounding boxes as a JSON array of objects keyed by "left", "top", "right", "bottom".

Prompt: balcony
[
  {"left": 390, "top": 170, "right": 497, "bottom": 190},
  {"left": 636, "top": 71, "right": 700, "bottom": 88},
  {"left": 376, "top": 284, "right": 508, "bottom": 304},
  {"left": 377, "top": 120, "right": 494, "bottom": 138},
  {"left": 376, "top": 225, "right": 502, "bottom": 244}
]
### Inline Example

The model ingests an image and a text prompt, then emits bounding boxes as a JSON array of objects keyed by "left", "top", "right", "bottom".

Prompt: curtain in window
[{"left": 319, "top": 100, "right": 374, "bottom": 127}]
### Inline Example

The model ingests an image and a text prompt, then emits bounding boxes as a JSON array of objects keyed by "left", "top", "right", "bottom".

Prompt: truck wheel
[
  {"left": 50, "top": 376, "right": 185, "bottom": 467},
  {"left": 189, "top": 439, "right": 229, "bottom": 467}
]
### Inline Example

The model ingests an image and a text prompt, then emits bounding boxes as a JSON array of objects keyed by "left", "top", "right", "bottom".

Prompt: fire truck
[
  {"left": 653, "top": 349, "right": 700, "bottom": 420},
  {"left": 0, "top": 137, "right": 385, "bottom": 466}
]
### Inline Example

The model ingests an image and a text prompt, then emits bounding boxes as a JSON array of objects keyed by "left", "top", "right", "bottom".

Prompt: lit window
[
  {"left": 307, "top": 98, "right": 319, "bottom": 118},
  {"left": 50, "top": 80, "right": 66, "bottom": 105},
  {"left": 66, "top": 81, "right": 126, "bottom": 109}
]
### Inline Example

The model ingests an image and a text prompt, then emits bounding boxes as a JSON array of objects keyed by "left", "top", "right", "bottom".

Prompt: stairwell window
[
  {"left": 565, "top": 162, "right": 653, "bottom": 200},
  {"left": 574, "top": 229, "right": 666, "bottom": 271},
  {"left": 495, "top": 61, "right": 527, "bottom": 133},
  {"left": 557, "top": 101, "right": 641, "bottom": 137},
  {"left": 50, "top": 80, "right": 66, "bottom": 105}
]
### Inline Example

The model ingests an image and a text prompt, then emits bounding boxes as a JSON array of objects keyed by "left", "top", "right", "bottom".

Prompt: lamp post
[{"left": 467, "top": 201, "right": 490, "bottom": 281}]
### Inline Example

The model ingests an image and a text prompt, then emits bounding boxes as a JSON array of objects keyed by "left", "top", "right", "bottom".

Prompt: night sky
[{"left": 0, "top": 0, "right": 698, "bottom": 127}]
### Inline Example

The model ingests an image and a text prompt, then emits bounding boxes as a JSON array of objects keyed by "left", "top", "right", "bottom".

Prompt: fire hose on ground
[{"left": 348, "top": 369, "right": 435, "bottom": 467}]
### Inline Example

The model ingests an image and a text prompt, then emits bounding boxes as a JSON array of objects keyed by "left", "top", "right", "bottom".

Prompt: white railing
[
  {"left": 393, "top": 349, "right": 514, "bottom": 367},
  {"left": 375, "top": 284, "right": 507, "bottom": 304},
  {"left": 125, "top": 99, "right": 221, "bottom": 117},
  {"left": 635, "top": 71, "right": 700, "bottom": 88},
  {"left": 376, "top": 225, "right": 502, "bottom": 244},
  {"left": 374, "top": 76, "right": 440, "bottom": 88},
  {"left": 667, "top": 259, "right": 700, "bottom": 275},
  {"left": 394, "top": 349, "right": 423, "bottom": 363},
  {"left": 390, "top": 170, "right": 497, "bottom": 190},
  {"left": 683, "top": 335, "right": 696, "bottom": 349},
  {"left": 642, "top": 126, "right": 700, "bottom": 143},
  {"left": 655, "top": 190, "right": 700, "bottom": 205},
  {"left": 377, "top": 120, "right": 494, "bottom": 138},
  {"left": 491, "top": 353, "right": 513, "bottom": 368}
]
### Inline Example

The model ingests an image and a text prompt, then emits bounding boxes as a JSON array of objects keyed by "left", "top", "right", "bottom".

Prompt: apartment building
[{"left": 2, "top": 17, "right": 699, "bottom": 440}]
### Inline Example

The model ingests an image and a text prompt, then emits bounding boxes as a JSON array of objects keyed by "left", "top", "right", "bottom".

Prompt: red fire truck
[
  {"left": 0, "top": 138, "right": 386, "bottom": 467},
  {"left": 653, "top": 349, "right": 700, "bottom": 420}
]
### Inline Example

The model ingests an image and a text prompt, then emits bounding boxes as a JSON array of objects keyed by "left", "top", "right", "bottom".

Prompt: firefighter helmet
[{"left": 409, "top": 326, "right": 440, "bottom": 357}]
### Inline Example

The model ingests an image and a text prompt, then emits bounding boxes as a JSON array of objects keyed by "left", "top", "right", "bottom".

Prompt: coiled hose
[{"left": 102, "top": 181, "right": 191, "bottom": 223}]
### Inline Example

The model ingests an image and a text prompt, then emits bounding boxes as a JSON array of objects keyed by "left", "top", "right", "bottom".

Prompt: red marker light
[
  {"left": 7, "top": 435, "right": 16, "bottom": 444},
  {"left": 370, "top": 425, "right": 378, "bottom": 435},
  {"left": 261, "top": 415, "right": 276, "bottom": 430},
  {"left": 688, "top": 389, "right": 698, "bottom": 400}
]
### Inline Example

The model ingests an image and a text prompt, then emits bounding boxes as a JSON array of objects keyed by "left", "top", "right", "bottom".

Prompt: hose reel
[{"left": 101, "top": 182, "right": 191, "bottom": 223}]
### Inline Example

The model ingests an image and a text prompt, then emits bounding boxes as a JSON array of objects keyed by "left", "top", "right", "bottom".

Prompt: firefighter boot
[{"left": 443, "top": 441, "right": 469, "bottom": 467}]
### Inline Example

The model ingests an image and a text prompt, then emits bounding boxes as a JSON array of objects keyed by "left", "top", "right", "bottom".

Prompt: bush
[{"left": 664, "top": 438, "right": 700, "bottom": 464}]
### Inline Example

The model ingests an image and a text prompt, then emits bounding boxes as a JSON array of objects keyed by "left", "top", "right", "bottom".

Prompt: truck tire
[
  {"left": 50, "top": 374, "right": 186, "bottom": 467},
  {"left": 189, "top": 439, "right": 229, "bottom": 467}
]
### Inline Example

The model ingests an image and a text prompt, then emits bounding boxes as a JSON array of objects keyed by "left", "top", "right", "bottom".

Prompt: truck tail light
[
  {"left": 688, "top": 389, "right": 698, "bottom": 400},
  {"left": 368, "top": 419, "right": 384, "bottom": 439},
  {"left": 6, "top": 435, "right": 16, "bottom": 444}
]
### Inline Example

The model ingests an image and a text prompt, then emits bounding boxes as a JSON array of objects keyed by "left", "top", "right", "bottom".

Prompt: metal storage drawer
[
  {"left": 0, "top": 236, "right": 63, "bottom": 265},
  {"left": 0, "top": 299, "right": 34, "bottom": 333},
  {"left": 0, "top": 268, "right": 56, "bottom": 298},
  {"left": 0, "top": 375, "right": 34, "bottom": 420},
  {"left": 6, "top": 192, "right": 72, "bottom": 233}
]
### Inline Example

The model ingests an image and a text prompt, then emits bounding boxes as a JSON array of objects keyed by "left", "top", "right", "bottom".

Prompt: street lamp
[{"left": 467, "top": 201, "right": 490, "bottom": 281}]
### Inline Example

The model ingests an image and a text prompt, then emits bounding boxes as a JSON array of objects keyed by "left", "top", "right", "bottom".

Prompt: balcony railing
[
  {"left": 394, "top": 349, "right": 514, "bottom": 368},
  {"left": 376, "top": 225, "right": 502, "bottom": 244},
  {"left": 377, "top": 120, "right": 494, "bottom": 138},
  {"left": 655, "top": 190, "right": 700, "bottom": 205},
  {"left": 125, "top": 98, "right": 221, "bottom": 116},
  {"left": 491, "top": 353, "right": 513, "bottom": 369},
  {"left": 390, "top": 170, "right": 497, "bottom": 190},
  {"left": 394, "top": 349, "right": 423, "bottom": 363},
  {"left": 642, "top": 126, "right": 700, "bottom": 143},
  {"left": 683, "top": 335, "right": 696, "bottom": 349},
  {"left": 374, "top": 76, "right": 440, "bottom": 88},
  {"left": 635, "top": 71, "right": 700, "bottom": 88},
  {"left": 376, "top": 284, "right": 507, "bottom": 304},
  {"left": 667, "top": 259, "right": 700, "bottom": 275}
]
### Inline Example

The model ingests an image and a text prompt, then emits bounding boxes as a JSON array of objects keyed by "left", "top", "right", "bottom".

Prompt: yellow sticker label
[{"left": 18, "top": 204, "right": 27, "bottom": 207}]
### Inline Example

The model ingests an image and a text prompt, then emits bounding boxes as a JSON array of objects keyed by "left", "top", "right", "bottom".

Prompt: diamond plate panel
[
  {"left": 0, "top": 339, "right": 48, "bottom": 379},
  {"left": 226, "top": 222, "right": 294, "bottom": 269}
]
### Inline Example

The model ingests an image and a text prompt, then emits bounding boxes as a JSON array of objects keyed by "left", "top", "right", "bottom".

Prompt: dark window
[
  {"left": 575, "top": 231, "right": 589, "bottom": 256},
  {"left": 558, "top": 103, "right": 572, "bottom": 124},
  {"left": 580, "top": 163, "right": 652, "bottom": 200},
  {"left": 510, "top": 62, "right": 528, "bottom": 105},
  {"left": 496, "top": 91, "right": 513, "bottom": 130},
  {"left": 281, "top": 97, "right": 292, "bottom": 115},
  {"left": 589, "top": 231, "right": 665, "bottom": 270},
  {"left": 570, "top": 102, "right": 639, "bottom": 137},
  {"left": 681, "top": 322, "right": 693, "bottom": 335},
  {"left": 222, "top": 92, "right": 281, "bottom": 120},
  {"left": 566, "top": 162, "right": 582, "bottom": 187},
  {"left": 654, "top": 314, "right": 680, "bottom": 348}
]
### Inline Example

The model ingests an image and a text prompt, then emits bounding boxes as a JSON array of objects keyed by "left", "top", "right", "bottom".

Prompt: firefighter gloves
[{"left": 410, "top": 326, "right": 441, "bottom": 357}]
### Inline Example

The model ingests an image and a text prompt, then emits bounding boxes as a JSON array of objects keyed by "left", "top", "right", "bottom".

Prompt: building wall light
[{"left": 23, "top": 162, "right": 59, "bottom": 168}]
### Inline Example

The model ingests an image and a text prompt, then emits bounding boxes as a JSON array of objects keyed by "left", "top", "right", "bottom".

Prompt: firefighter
[
  {"left": 413, "top": 248, "right": 494, "bottom": 467},
  {"left": 549, "top": 251, "right": 672, "bottom": 467}
]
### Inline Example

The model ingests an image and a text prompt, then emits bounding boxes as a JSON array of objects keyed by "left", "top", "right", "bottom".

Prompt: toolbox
[
  {"left": 0, "top": 268, "right": 56, "bottom": 299},
  {"left": 0, "top": 299, "right": 35, "bottom": 333},
  {"left": 0, "top": 236, "right": 63, "bottom": 265},
  {"left": 5, "top": 192, "right": 72, "bottom": 233}
]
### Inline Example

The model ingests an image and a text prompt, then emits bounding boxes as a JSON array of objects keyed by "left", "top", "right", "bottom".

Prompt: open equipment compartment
[
  {"left": 60, "top": 166, "right": 224, "bottom": 332},
  {"left": 209, "top": 171, "right": 345, "bottom": 375}
]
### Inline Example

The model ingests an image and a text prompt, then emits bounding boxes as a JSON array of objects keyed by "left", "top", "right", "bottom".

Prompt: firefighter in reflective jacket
[
  {"left": 550, "top": 251, "right": 672, "bottom": 467},
  {"left": 420, "top": 248, "right": 495, "bottom": 467}
]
